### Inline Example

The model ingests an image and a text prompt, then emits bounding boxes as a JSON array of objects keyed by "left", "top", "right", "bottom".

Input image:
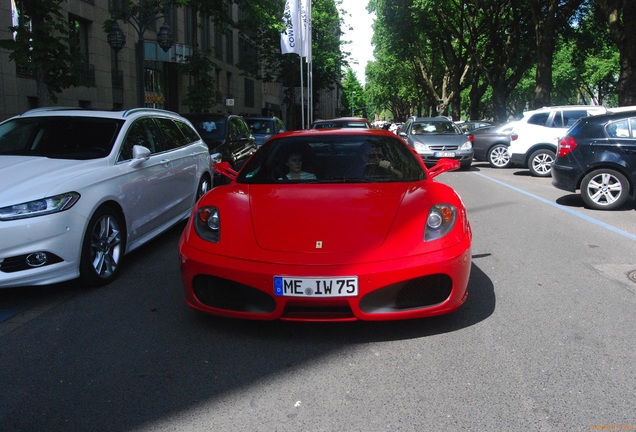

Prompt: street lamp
[
  {"left": 107, "top": 21, "right": 126, "bottom": 82},
  {"left": 106, "top": 8, "right": 174, "bottom": 107}
]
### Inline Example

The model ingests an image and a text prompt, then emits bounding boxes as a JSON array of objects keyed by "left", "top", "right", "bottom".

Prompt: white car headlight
[
  {"left": 459, "top": 141, "right": 472, "bottom": 150},
  {"left": 425, "top": 204, "right": 457, "bottom": 241},
  {"left": 0, "top": 192, "right": 80, "bottom": 221},
  {"left": 194, "top": 206, "right": 220, "bottom": 243}
]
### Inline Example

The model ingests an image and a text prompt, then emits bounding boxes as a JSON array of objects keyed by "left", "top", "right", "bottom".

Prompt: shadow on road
[{"left": 0, "top": 222, "right": 496, "bottom": 432}]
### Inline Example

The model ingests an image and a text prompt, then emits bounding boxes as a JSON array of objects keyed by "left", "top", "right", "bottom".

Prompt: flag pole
[
  {"left": 307, "top": 0, "right": 313, "bottom": 126},
  {"left": 300, "top": 55, "right": 305, "bottom": 129},
  {"left": 297, "top": 0, "right": 305, "bottom": 129}
]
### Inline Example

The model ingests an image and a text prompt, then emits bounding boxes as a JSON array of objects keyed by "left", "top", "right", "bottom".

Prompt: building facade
[{"left": 0, "top": 0, "right": 339, "bottom": 125}]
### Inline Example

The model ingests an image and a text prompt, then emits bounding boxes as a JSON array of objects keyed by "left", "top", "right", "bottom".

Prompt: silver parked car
[
  {"left": 0, "top": 108, "right": 212, "bottom": 288},
  {"left": 399, "top": 117, "right": 473, "bottom": 169}
]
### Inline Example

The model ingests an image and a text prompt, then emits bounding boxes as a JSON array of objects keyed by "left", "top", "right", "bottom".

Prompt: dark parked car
[
  {"left": 399, "top": 117, "right": 473, "bottom": 169},
  {"left": 552, "top": 110, "right": 636, "bottom": 210},
  {"left": 182, "top": 113, "right": 257, "bottom": 179},
  {"left": 457, "top": 120, "right": 493, "bottom": 133},
  {"left": 244, "top": 116, "right": 286, "bottom": 147},
  {"left": 468, "top": 122, "right": 518, "bottom": 168}
]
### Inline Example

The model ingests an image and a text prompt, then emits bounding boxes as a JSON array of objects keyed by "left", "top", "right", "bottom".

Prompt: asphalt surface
[{"left": 1, "top": 162, "right": 634, "bottom": 431}]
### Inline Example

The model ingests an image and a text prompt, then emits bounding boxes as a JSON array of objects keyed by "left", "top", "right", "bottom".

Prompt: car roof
[
  {"left": 273, "top": 127, "right": 396, "bottom": 140},
  {"left": 412, "top": 117, "right": 453, "bottom": 122},
  {"left": 522, "top": 105, "right": 607, "bottom": 115},
  {"left": 580, "top": 109, "right": 636, "bottom": 123},
  {"left": 14, "top": 107, "right": 183, "bottom": 120},
  {"left": 245, "top": 116, "right": 280, "bottom": 121},
  {"left": 182, "top": 112, "right": 237, "bottom": 119}
]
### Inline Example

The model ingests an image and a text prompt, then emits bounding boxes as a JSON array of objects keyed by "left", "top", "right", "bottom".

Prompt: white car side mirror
[{"left": 130, "top": 145, "right": 151, "bottom": 168}]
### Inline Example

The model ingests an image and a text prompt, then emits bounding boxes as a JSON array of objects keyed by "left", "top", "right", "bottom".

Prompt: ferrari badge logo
[{"left": 316, "top": 241, "right": 323, "bottom": 249}]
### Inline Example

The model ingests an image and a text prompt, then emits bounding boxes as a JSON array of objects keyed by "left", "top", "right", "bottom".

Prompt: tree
[
  {"left": 527, "top": 0, "right": 586, "bottom": 108},
  {"left": 0, "top": 0, "right": 81, "bottom": 105},
  {"left": 461, "top": 0, "right": 535, "bottom": 122},
  {"left": 598, "top": 0, "right": 636, "bottom": 106},
  {"left": 341, "top": 68, "right": 365, "bottom": 116}
]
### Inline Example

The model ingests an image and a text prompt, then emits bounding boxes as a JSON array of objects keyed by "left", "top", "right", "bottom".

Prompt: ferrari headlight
[
  {"left": 0, "top": 192, "right": 80, "bottom": 221},
  {"left": 194, "top": 206, "right": 220, "bottom": 243},
  {"left": 425, "top": 204, "right": 456, "bottom": 241}
]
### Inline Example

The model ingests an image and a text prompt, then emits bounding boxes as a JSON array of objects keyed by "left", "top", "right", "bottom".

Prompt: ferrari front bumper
[{"left": 179, "top": 236, "right": 471, "bottom": 322}]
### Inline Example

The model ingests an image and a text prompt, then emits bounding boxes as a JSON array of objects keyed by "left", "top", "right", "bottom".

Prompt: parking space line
[{"left": 473, "top": 171, "right": 636, "bottom": 242}]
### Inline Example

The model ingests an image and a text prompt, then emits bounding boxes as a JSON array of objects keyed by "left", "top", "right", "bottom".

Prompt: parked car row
[
  {"left": 460, "top": 107, "right": 636, "bottom": 211},
  {"left": 182, "top": 114, "right": 287, "bottom": 184}
]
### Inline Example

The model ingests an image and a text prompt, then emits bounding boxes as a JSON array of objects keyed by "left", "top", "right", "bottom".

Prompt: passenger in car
[{"left": 282, "top": 151, "right": 317, "bottom": 180}]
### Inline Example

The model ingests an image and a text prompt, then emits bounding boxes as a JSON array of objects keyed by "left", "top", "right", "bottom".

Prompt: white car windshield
[{"left": 0, "top": 117, "right": 122, "bottom": 160}]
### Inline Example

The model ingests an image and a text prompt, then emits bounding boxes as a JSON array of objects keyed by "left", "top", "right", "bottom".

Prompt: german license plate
[
  {"left": 274, "top": 276, "right": 358, "bottom": 297},
  {"left": 434, "top": 151, "right": 456, "bottom": 157}
]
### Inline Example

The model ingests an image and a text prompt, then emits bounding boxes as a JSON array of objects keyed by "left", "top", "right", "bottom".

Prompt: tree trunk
[{"left": 616, "top": 0, "right": 636, "bottom": 106}]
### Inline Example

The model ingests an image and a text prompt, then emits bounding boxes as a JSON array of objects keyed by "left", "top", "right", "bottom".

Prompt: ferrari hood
[{"left": 249, "top": 184, "right": 408, "bottom": 253}]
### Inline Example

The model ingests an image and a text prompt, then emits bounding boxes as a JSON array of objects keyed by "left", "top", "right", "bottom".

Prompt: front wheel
[
  {"left": 488, "top": 144, "right": 511, "bottom": 168},
  {"left": 528, "top": 149, "right": 555, "bottom": 177},
  {"left": 79, "top": 206, "right": 126, "bottom": 287},
  {"left": 581, "top": 169, "right": 630, "bottom": 210}
]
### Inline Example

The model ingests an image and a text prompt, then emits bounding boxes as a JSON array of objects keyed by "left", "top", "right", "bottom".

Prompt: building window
[
  {"left": 69, "top": 16, "right": 95, "bottom": 87},
  {"left": 201, "top": 17, "right": 211, "bottom": 52},
  {"left": 225, "top": 29, "right": 234, "bottom": 65},
  {"left": 226, "top": 72, "right": 233, "bottom": 99},
  {"left": 244, "top": 78, "right": 254, "bottom": 108},
  {"left": 239, "top": 36, "right": 258, "bottom": 76},
  {"left": 184, "top": 6, "right": 192, "bottom": 46},
  {"left": 214, "top": 26, "right": 223, "bottom": 60}
]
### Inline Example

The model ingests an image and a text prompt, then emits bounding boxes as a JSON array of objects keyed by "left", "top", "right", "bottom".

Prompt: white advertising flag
[
  {"left": 281, "top": 0, "right": 302, "bottom": 55},
  {"left": 300, "top": 0, "right": 311, "bottom": 60}
]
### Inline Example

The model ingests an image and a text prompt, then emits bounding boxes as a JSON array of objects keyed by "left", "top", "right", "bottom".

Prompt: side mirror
[
  {"left": 213, "top": 161, "right": 238, "bottom": 182},
  {"left": 427, "top": 158, "right": 460, "bottom": 179},
  {"left": 210, "top": 152, "right": 223, "bottom": 165},
  {"left": 130, "top": 145, "right": 151, "bottom": 168}
]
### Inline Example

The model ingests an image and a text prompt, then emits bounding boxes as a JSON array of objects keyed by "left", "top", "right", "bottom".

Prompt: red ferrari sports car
[{"left": 178, "top": 128, "right": 472, "bottom": 321}]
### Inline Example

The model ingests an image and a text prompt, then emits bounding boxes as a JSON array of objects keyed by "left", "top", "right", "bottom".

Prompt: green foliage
[
  {"left": 366, "top": 0, "right": 623, "bottom": 121},
  {"left": 0, "top": 0, "right": 81, "bottom": 103},
  {"left": 179, "top": 50, "right": 218, "bottom": 112},
  {"left": 342, "top": 68, "right": 366, "bottom": 116}
]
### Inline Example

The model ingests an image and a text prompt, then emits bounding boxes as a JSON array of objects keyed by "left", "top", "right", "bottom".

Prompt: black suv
[
  {"left": 552, "top": 110, "right": 636, "bottom": 210},
  {"left": 182, "top": 113, "right": 257, "bottom": 174}
]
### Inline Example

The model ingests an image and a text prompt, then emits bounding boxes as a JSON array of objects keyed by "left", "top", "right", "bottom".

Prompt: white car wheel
[
  {"left": 79, "top": 206, "right": 125, "bottom": 287},
  {"left": 528, "top": 149, "right": 555, "bottom": 177}
]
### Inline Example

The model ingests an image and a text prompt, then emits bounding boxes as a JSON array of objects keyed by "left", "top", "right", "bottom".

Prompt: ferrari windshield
[{"left": 237, "top": 134, "right": 427, "bottom": 184}]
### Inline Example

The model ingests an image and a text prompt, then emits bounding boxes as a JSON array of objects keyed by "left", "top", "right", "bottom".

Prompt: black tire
[
  {"left": 581, "top": 169, "right": 630, "bottom": 210},
  {"left": 196, "top": 174, "right": 212, "bottom": 201},
  {"left": 488, "top": 144, "right": 511, "bottom": 168},
  {"left": 528, "top": 149, "right": 555, "bottom": 177},
  {"left": 460, "top": 160, "right": 472, "bottom": 170},
  {"left": 79, "top": 205, "right": 126, "bottom": 287}
]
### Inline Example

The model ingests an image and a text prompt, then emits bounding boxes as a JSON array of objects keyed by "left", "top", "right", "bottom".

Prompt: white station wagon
[{"left": 0, "top": 108, "right": 211, "bottom": 288}]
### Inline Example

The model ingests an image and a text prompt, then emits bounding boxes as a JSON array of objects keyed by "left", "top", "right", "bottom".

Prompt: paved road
[{"left": 1, "top": 163, "right": 634, "bottom": 431}]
